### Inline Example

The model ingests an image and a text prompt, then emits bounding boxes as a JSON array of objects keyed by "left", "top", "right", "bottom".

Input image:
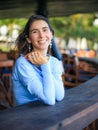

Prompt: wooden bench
[{"left": 0, "top": 75, "right": 98, "bottom": 130}]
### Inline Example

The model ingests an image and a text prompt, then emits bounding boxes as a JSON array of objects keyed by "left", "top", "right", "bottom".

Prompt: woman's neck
[{"left": 33, "top": 49, "right": 47, "bottom": 56}]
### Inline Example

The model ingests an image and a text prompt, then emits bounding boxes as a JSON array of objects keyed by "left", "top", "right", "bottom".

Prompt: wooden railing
[{"left": 0, "top": 75, "right": 98, "bottom": 130}]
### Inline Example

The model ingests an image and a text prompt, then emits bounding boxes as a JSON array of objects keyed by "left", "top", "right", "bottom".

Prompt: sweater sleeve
[
  {"left": 40, "top": 57, "right": 65, "bottom": 102},
  {"left": 28, "top": 62, "right": 56, "bottom": 105},
  {"left": 40, "top": 58, "right": 65, "bottom": 102},
  {"left": 50, "top": 59, "right": 65, "bottom": 101}
]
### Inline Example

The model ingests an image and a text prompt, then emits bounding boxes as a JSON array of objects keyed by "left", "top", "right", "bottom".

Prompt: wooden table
[
  {"left": 80, "top": 57, "right": 98, "bottom": 63},
  {"left": 0, "top": 75, "right": 98, "bottom": 130},
  {"left": 79, "top": 57, "right": 98, "bottom": 73},
  {"left": 0, "top": 60, "right": 14, "bottom": 68}
]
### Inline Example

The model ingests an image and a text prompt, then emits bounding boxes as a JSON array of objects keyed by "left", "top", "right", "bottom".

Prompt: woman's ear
[{"left": 25, "top": 36, "right": 31, "bottom": 43}]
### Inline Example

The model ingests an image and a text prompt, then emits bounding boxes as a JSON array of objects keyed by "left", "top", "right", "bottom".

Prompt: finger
[
  {"left": 31, "top": 52, "right": 34, "bottom": 59},
  {"left": 33, "top": 52, "right": 39, "bottom": 61},
  {"left": 25, "top": 52, "right": 31, "bottom": 59},
  {"left": 31, "top": 52, "right": 39, "bottom": 64},
  {"left": 26, "top": 52, "right": 34, "bottom": 62}
]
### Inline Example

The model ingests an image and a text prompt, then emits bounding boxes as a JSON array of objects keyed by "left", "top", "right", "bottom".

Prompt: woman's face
[{"left": 27, "top": 20, "right": 53, "bottom": 52}]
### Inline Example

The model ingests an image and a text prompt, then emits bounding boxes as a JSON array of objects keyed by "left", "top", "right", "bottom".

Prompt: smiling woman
[{"left": 12, "top": 14, "right": 65, "bottom": 106}]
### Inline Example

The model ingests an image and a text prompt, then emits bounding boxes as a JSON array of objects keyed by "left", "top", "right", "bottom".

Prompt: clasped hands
[{"left": 25, "top": 51, "right": 49, "bottom": 65}]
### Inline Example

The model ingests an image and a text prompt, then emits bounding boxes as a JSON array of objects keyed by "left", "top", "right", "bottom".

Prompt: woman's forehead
[{"left": 30, "top": 20, "right": 49, "bottom": 29}]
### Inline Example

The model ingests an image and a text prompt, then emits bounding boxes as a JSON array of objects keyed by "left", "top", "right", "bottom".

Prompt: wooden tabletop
[
  {"left": 0, "top": 60, "right": 14, "bottom": 68},
  {"left": 79, "top": 57, "right": 98, "bottom": 65},
  {"left": 0, "top": 75, "right": 98, "bottom": 130}
]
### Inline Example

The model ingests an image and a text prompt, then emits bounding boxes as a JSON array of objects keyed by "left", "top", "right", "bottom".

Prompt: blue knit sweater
[{"left": 12, "top": 54, "right": 65, "bottom": 105}]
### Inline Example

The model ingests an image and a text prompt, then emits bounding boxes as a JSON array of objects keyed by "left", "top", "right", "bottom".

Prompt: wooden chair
[
  {"left": 83, "top": 121, "right": 96, "bottom": 130},
  {"left": 0, "top": 73, "right": 14, "bottom": 110},
  {"left": 62, "top": 53, "right": 97, "bottom": 88},
  {"left": 79, "top": 60, "right": 98, "bottom": 74},
  {"left": 0, "top": 52, "right": 8, "bottom": 61},
  {"left": 0, "top": 60, "right": 14, "bottom": 110}
]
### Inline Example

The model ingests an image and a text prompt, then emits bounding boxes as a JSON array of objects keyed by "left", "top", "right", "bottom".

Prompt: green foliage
[
  {"left": 49, "top": 13, "right": 98, "bottom": 47},
  {"left": 0, "top": 18, "right": 27, "bottom": 26},
  {"left": 0, "top": 13, "right": 98, "bottom": 50}
]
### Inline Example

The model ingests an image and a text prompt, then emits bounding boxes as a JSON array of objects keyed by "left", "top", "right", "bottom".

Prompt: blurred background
[{"left": 0, "top": 13, "right": 98, "bottom": 58}]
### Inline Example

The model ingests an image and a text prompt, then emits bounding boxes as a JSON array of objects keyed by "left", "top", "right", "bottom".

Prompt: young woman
[{"left": 12, "top": 15, "right": 65, "bottom": 106}]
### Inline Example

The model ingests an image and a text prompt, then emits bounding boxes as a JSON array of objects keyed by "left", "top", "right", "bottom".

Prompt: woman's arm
[
  {"left": 50, "top": 59, "right": 65, "bottom": 101},
  {"left": 15, "top": 57, "right": 56, "bottom": 105}
]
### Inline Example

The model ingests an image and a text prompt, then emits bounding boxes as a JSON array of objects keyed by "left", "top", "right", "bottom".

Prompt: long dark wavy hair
[{"left": 15, "top": 15, "right": 54, "bottom": 57}]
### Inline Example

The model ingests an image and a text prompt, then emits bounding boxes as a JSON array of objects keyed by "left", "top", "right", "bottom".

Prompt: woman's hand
[{"left": 25, "top": 51, "right": 49, "bottom": 65}]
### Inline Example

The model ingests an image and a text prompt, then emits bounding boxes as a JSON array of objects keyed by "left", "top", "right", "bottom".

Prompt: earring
[
  {"left": 50, "top": 42, "right": 52, "bottom": 48},
  {"left": 28, "top": 44, "right": 31, "bottom": 52}
]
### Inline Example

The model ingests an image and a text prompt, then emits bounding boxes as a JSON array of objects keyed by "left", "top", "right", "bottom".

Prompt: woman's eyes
[
  {"left": 31, "top": 30, "right": 38, "bottom": 33},
  {"left": 30, "top": 28, "right": 49, "bottom": 34},
  {"left": 43, "top": 28, "right": 49, "bottom": 32}
]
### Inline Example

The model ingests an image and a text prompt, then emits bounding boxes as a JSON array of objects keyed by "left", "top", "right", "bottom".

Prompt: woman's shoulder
[
  {"left": 15, "top": 54, "right": 29, "bottom": 66},
  {"left": 50, "top": 55, "right": 60, "bottom": 63},
  {"left": 50, "top": 56, "right": 63, "bottom": 72},
  {"left": 15, "top": 54, "right": 25, "bottom": 61}
]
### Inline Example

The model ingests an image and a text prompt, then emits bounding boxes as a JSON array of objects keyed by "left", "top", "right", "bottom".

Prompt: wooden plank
[
  {"left": 0, "top": 60, "right": 14, "bottom": 68},
  {"left": 0, "top": 75, "right": 98, "bottom": 130}
]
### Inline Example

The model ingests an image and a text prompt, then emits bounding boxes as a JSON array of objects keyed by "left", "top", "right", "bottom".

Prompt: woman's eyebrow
[
  {"left": 33, "top": 26, "right": 49, "bottom": 30},
  {"left": 30, "top": 26, "right": 49, "bottom": 32},
  {"left": 43, "top": 26, "right": 49, "bottom": 29},
  {"left": 30, "top": 29, "right": 37, "bottom": 32}
]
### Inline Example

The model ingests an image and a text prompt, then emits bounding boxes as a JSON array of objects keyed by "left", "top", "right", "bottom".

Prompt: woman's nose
[{"left": 39, "top": 31, "right": 44, "bottom": 38}]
